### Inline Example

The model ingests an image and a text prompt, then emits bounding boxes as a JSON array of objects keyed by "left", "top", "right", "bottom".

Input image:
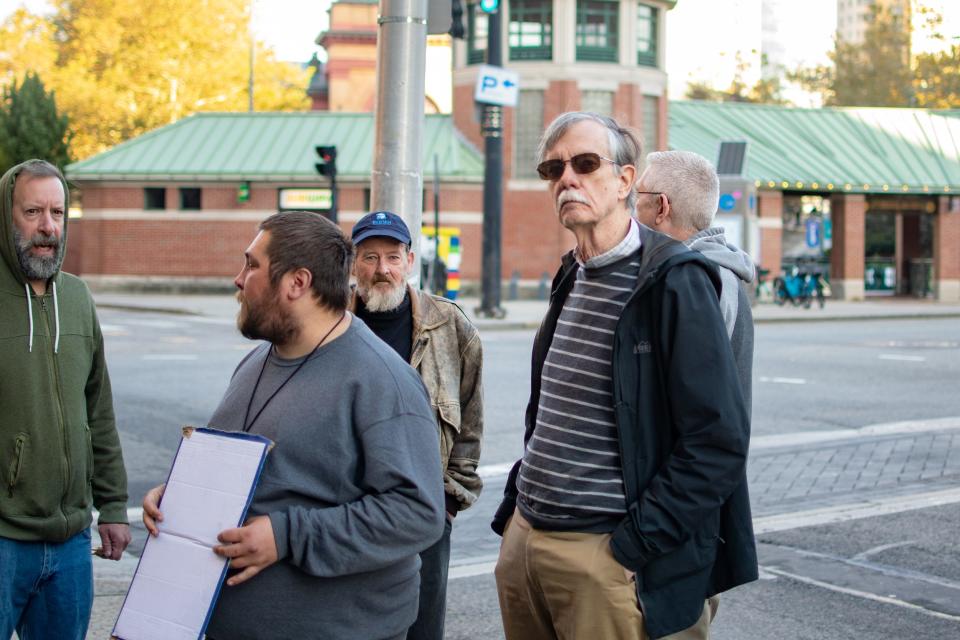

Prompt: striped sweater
[{"left": 517, "top": 222, "right": 641, "bottom": 532}]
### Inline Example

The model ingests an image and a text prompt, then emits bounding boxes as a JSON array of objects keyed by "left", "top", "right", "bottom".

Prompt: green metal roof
[
  {"left": 669, "top": 100, "right": 960, "bottom": 196},
  {"left": 66, "top": 112, "right": 483, "bottom": 183}
]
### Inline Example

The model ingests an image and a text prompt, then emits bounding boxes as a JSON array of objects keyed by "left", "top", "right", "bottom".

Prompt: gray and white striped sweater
[{"left": 517, "top": 223, "right": 641, "bottom": 532}]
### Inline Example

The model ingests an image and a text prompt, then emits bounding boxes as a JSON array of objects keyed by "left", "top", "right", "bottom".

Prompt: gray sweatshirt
[
  {"left": 205, "top": 318, "right": 445, "bottom": 640},
  {"left": 686, "top": 227, "right": 756, "bottom": 413}
]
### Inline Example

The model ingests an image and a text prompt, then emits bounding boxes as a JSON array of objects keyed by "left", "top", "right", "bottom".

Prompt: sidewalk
[{"left": 93, "top": 291, "right": 960, "bottom": 330}]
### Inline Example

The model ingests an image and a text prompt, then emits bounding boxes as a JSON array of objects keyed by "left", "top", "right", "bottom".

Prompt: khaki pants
[{"left": 494, "top": 509, "right": 717, "bottom": 640}]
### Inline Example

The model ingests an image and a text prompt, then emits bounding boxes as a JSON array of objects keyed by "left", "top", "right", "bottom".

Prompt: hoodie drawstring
[
  {"left": 23, "top": 282, "right": 60, "bottom": 354},
  {"left": 52, "top": 280, "right": 60, "bottom": 354},
  {"left": 25, "top": 283, "right": 34, "bottom": 352}
]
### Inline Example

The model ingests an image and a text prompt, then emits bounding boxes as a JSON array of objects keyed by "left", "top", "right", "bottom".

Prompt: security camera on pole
[{"left": 473, "top": 0, "right": 516, "bottom": 319}]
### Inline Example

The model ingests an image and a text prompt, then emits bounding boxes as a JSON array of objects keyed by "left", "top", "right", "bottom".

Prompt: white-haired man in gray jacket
[{"left": 635, "top": 151, "right": 757, "bottom": 628}]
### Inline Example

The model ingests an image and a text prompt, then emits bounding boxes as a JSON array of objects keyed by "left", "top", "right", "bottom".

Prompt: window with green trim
[
  {"left": 513, "top": 89, "right": 544, "bottom": 179},
  {"left": 581, "top": 90, "right": 613, "bottom": 116},
  {"left": 509, "top": 0, "right": 552, "bottom": 61},
  {"left": 576, "top": 0, "right": 619, "bottom": 63},
  {"left": 467, "top": 4, "right": 488, "bottom": 65},
  {"left": 637, "top": 3, "right": 658, "bottom": 67},
  {"left": 642, "top": 95, "right": 660, "bottom": 150}
]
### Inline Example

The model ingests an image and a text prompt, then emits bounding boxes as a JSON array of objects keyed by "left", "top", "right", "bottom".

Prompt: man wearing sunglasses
[{"left": 492, "top": 113, "right": 756, "bottom": 640}]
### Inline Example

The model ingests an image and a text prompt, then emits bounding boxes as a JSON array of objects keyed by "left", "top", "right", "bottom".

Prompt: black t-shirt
[{"left": 355, "top": 291, "right": 414, "bottom": 362}]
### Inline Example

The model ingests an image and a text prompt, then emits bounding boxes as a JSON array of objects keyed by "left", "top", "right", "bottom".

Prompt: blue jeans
[
  {"left": 0, "top": 529, "right": 93, "bottom": 640},
  {"left": 406, "top": 517, "right": 452, "bottom": 640}
]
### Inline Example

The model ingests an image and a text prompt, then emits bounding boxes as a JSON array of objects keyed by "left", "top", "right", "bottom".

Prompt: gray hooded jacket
[
  {"left": 685, "top": 226, "right": 755, "bottom": 412},
  {"left": 685, "top": 227, "right": 757, "bottom": 413}
]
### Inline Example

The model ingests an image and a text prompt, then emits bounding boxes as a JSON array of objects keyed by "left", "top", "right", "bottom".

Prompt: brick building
[{"left": 66, "top": 0, "right": 677, "bottom": 290}]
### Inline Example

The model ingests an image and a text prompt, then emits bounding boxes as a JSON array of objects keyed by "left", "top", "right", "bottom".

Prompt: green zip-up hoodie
[{"left": 0, "top": 162, "right": 128, "bottom": 542}]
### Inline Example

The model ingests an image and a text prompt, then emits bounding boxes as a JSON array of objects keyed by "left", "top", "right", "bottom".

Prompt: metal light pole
[
  {"left": 477, "top": 8, "right": 505, "bottom": 318},
  {"left": 371, "top": 0, "right": 429, "bottom": 284}
]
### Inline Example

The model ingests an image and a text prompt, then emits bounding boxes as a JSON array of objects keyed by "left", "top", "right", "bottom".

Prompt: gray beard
[
  {"left": 13, "top": 227, "right": 65, "bottom": 282},
  {"left": 358, "top": 281, "right": 407, "bottom": 312}
]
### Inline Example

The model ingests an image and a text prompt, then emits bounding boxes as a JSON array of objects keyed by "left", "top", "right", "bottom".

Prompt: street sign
[
  {"left": 474, "top": 65, "right": 519, "bottom": 107},
  {"left": 805, "top": 218, "right": 821, "bottom": 248}
]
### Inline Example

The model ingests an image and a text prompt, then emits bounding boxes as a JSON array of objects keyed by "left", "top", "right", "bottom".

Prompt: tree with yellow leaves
[{"left": 0, "top": 0, "right": 310, "bottom": 160}]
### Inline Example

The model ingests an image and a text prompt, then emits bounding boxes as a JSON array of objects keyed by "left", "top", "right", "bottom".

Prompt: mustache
[
  {"left": 27, "top": 233, "right": 60, "bottom": 249},
  {"left": 557, "top": 190, "right": 589, "bottom": 207}
]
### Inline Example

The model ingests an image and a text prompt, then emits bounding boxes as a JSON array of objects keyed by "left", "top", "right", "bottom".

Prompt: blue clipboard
[{"left": 112, "top": 426, "right": 272, "bottom": 640}]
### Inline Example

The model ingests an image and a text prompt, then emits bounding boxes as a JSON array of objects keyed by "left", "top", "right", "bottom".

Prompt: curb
[
  {"left": 752, "top": 312, "right": 960, "bottom": 324},
  {"left": 95, "top": 303, "right": 201, "bottom": 317}
]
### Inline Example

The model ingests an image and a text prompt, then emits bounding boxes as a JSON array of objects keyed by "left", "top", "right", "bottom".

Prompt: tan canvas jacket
[{"left": 352, "top": 286, "right": 483, "bottom": 513}]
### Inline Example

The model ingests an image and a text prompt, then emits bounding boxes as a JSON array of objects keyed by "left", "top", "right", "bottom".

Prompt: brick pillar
[
  {"left": 830, "top": 194, "right": 866, "bottom": 300},
  {"left": 933, "top": 196, "right": 960, "bottom": 302},
  {"left": 757, "top": 190, "right": 783, "bottom": 277},
  {"left": 544, "top": 80, "right": 580, "bottom": 126}
]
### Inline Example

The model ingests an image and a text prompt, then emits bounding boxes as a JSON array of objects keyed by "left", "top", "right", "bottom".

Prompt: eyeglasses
[{"left": 536, "top": 153, "right": 618, "bottom": 181}]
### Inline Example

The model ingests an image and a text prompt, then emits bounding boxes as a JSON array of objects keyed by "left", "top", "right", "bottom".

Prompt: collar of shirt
[{"left": 577, "top": 217, "right": 641, "bottom": 269}]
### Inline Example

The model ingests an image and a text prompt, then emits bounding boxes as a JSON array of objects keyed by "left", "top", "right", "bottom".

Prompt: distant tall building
[
  {"left": 760, "top": 0, "right": 787, "bottom": 79},
  {"left": 836, "top": 0, "right": 911, "bottom": 45}
]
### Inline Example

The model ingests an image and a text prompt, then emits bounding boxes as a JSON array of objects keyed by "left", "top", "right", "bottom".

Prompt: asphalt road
[{"left": 96, "top": 310, "right": 960, "bottom": 639}]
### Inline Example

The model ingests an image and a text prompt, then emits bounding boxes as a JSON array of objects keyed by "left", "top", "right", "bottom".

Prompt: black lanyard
[{"left": 241, "top": 313, "right": 346, "bottom": 433}]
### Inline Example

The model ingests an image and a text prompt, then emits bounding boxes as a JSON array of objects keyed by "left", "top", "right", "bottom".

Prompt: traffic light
[
  {"left": 315, "top": 145, "right": 337, "bottom": 178},
  {"left": 478, "top": 0, "right": 499, "bottom": 13},
  {"left": 450, "top": 0, "right": 465, "bottom": 39}
]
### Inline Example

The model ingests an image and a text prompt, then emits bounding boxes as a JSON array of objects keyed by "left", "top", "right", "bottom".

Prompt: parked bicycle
[{"left": 773, "top": 265, "right": 829, "bottom": 309}]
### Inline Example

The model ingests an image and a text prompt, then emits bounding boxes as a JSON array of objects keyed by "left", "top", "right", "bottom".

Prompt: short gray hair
[
  {"left": 537, "top": 112, "right": 643, "bottom": 214},
  {"left": 642, "top": 151, "right": 719, "bottom": 231}
]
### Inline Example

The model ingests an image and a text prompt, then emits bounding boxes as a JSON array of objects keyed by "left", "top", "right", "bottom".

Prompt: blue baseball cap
[{"left": 351, "top": 211, "right": 412, "bottom": 246}]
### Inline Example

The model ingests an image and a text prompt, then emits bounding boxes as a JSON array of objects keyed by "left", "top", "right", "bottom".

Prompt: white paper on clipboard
[{"left": 112, "top": 427, "right": 272, "bottom": 640}]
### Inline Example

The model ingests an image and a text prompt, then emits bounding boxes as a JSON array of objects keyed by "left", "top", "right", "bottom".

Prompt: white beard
[{"left": 359, "top": 281, "right": 407, "bottom": 312}]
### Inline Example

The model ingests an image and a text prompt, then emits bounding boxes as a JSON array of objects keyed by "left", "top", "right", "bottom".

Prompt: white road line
[
  {"left": 760, "top": 566, "right": 960, "bottom": 622},
  {"left": 751, "top": 415, "right": 960, "bottom": 450},
  {"left": 752, "top": 487, "right": 960, "bottom": 534},
  {"left": 142, "top": 354, "right": 199, "bottom": 361},
  {"left": 878, "top": 354, "right": 926, "bottom": 362},
  {"left": 758, "top": 376, "right": 807, "bottom": 385},
  {"left": 478, "top": 462, "right": 517, "bottom": 479},
  {"left": 852, "top": 540, "right": 918, "bottom": 562}
]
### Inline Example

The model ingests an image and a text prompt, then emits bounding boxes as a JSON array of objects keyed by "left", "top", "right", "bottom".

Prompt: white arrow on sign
[{"left": 474, "top": 64, "right": 520, "bottom": 107}]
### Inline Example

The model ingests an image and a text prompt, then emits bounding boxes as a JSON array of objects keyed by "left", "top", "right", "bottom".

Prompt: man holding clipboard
[{"left": 143, "top": 211, "right": 445, "bottom": 640}]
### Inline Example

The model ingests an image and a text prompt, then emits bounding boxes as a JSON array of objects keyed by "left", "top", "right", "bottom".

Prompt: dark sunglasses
[{"left": 536, "top": 152, "right": 617, "bottom": 181}]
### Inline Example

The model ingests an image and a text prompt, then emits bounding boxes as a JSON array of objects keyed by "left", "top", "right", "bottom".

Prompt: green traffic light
[{"left": 479, "top": 0, "right": 498, "bottom": 14}]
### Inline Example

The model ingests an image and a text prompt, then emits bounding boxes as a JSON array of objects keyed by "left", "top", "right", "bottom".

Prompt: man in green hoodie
[{"left": 0, "top": 159, "right": 130, "bottom": 640}]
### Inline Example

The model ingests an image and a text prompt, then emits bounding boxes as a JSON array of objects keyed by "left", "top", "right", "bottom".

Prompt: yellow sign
[{"left": 279, "top": 188, "right": 332, "bottom": 211}]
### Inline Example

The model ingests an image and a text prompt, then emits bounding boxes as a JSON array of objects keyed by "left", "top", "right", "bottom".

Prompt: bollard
[
  {"left": 537, "top": 272, "right": 550, "bottom": 300},
  {"left": 508, "top": 270, "right": 520, "bottom": 300}
]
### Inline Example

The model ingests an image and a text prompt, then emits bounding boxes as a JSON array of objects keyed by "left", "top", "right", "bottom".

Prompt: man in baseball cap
[{"left": 350, "top": 211, "right": 484, "bottom": 640}]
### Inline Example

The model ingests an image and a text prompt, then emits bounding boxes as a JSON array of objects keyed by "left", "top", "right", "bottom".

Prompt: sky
[{"left": 3, "top": 0, "right": 957, "bottom": 107}]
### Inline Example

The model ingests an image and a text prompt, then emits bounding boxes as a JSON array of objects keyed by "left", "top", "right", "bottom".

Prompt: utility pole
[
  {"left": 370, "top": 0, "right": 429, "bottom": 284},
  {"left": 477, "top": 4, "right": 506, "bottom": 318}
]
